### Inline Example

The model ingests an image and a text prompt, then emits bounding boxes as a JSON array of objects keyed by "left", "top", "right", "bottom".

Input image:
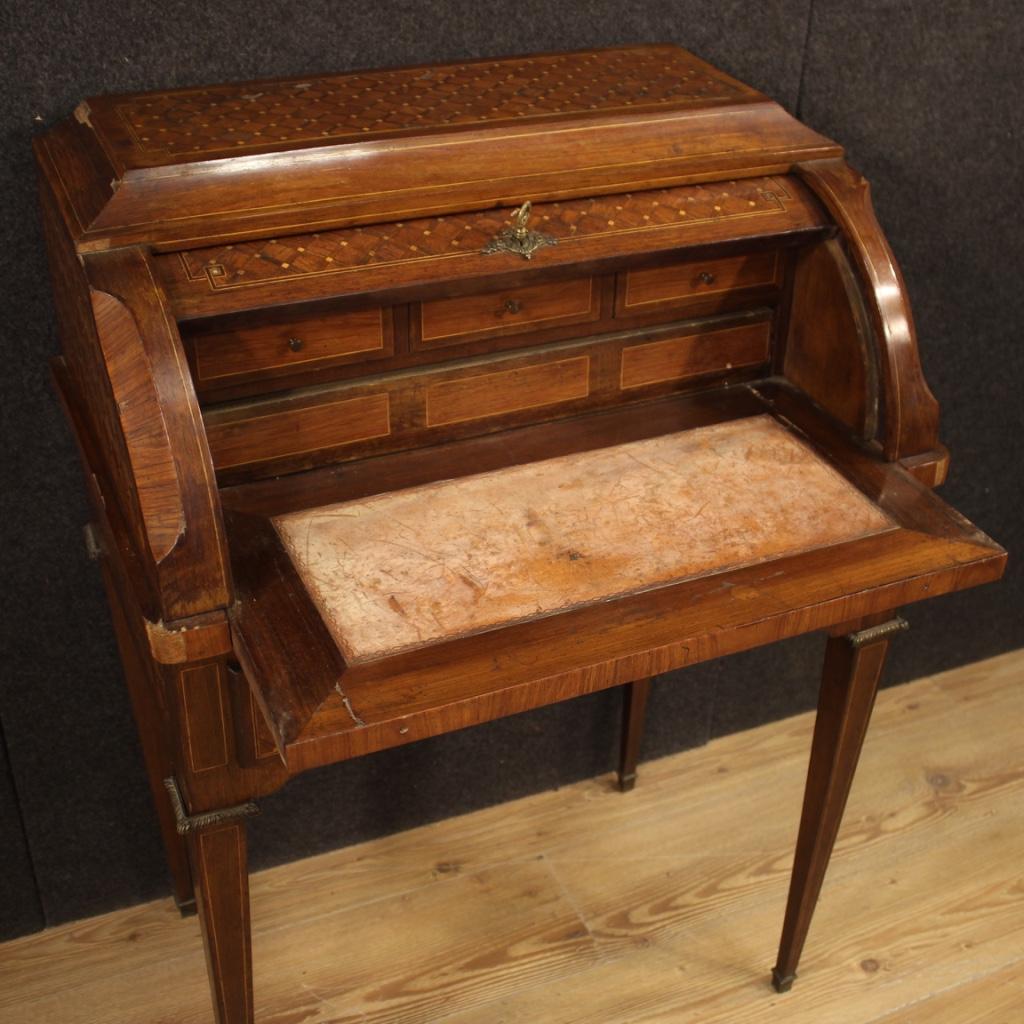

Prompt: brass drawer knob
[
  {"left": 503, "top": 298, "right": 522, "bottom": 315},
  {"left": 287, "top": 337, "right": 305, "bottom": 352},
  {"left": 699, "top": 271, "right": 716, "bottom": 285}
]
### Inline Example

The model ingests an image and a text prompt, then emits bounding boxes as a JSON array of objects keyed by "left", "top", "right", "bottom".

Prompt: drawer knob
[
  {"left": 503, "top": 298, "right": 522, "bottom": 315},
  {"left": 699, "top": 271, "right": 716, "bottom": 286},
  {"left": 287, "top": 337, "right": 305, "bottom": 352}
]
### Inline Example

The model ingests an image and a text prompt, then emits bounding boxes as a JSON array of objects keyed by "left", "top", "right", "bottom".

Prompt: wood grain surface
[
  {"left": 1, "top": 649, "right": 1019, "bottom": 1024},
  {"left": 620, "top": 321, "right": 770, "bottom": 388}
]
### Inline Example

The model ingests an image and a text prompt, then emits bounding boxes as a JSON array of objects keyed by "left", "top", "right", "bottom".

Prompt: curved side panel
[
  {"left": 40, "top": 176, "right": 164, "bottom": 619},
  {"left": 783, "top": 237, "right": 879, "bottom": 440},
  {"left": 795, "top": 159, "right": 941, "bottom": 464},
  {"left": 83, "top": 248, "right": 232, "bottom": 619},
  {"left": 89, "top": 289, "right": 184, "bottom": 562}
]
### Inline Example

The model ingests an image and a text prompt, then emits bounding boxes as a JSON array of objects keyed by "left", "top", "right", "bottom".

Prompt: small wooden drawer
[
  {"left": 190, "top": 306, "right": 393, "bottom": 389},
  {"left": 417, "top": 277, "right": 599, "bottom": 349},
  {"left": 620, "top": 321, "right": 771, "bottom": 390},
  {"left": 426, "top": 356, "right": 591, "bottom": 427},
  {"left": 205, "top": 392, "right": 391, "bottom": 470},
  {"left": 617, "top": 251, "right": 781, "bottom": 316}
]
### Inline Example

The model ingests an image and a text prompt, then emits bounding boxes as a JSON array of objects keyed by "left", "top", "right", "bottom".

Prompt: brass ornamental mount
[
  {"left": 482, "top": 201, "right": 557, "bottom": 259},
  {"left": 164, "top": 777, "right": 259, "bottom": 836}
]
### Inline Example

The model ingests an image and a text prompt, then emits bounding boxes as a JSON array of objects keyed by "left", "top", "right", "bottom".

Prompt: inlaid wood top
[
  {"left": 274, "top": 416, "right": 894, "bottom": 663},
  {"left": 38, "top": 45, "right": 840, "bottom": 251},
  {"left": 106, "top": 47, "right": 752, "bottom": 162}
]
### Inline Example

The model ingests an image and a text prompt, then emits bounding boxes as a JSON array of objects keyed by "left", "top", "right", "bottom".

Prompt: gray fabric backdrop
[{"left": 1, "top": 0, "right": 1020, "bottom": 941}]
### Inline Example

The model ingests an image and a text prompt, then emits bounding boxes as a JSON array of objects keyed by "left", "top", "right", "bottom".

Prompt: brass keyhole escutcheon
[
  {"left": 699, "top": 271, "right": 716, "bottom": 286},
  {"left": 503, "top": 298, "right": 522, "bottom": 315},
  {"left": 481, "top": 200, "right": 557, "bottom": 260},
  {"left": 288, "top": 337, "right": 304, "bottom": 352}
]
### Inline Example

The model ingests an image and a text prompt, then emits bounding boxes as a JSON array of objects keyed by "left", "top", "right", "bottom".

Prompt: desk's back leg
[
  {"left": 97, "top": 538, "right": 197, "bottom": 915},
  {"left": 771, "top": 616, "right": 906, "bottom": 992},
  {"left": 188, "top": 818, "right": 254, "bottom": 1024},
  {"left": 618, "top": 677, "right": 652, "bottom": 792}
]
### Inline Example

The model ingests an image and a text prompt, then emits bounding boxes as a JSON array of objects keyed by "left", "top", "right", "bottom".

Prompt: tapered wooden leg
[
  {"left": 771, "top": 618, "right": 906, "bottom": 992},
  {"left": 188, "top": 820, "right": 254, "bottom": 1024},
  {"left": 618, "top": 677, "right": 652, "bottom": 792}
]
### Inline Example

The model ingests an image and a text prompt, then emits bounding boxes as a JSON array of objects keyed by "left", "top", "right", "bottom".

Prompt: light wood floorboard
[{"left": 0, "top": 649, "right": 1021, "bottom": 1023}]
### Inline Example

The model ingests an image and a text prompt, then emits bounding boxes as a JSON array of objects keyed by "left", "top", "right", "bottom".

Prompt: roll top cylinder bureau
[{"left": 35, "top": 45, "right": 1005, "bottom": 1023}]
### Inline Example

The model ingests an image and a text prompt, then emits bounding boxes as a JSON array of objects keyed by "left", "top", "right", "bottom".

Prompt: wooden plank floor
[{"left": 1, "top": 649, "right": 1021, "bottom": 1023}]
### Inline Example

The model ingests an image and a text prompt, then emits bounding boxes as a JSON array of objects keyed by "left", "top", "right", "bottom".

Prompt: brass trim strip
[{"left": 848, "top": 616, "right": 909, "bottom": 649}]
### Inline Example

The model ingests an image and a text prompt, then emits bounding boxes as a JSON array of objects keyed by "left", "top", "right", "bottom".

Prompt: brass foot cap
[
  {"left": 175, "top": 896, "right": 198, "bottom": 919},
  {"left": 771, "top": 967, "right": 796, "bottom": 993},
  {"left": 617, "top": 773, "right": 638, "bottom": 793}
]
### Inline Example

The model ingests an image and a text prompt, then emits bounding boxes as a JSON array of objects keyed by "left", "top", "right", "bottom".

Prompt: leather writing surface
[{"left": 275, "top": 415, "right": 893, "bottom": 662}]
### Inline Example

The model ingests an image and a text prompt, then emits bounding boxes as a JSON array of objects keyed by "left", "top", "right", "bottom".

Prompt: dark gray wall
[{"left": 2, "top": 0, "right": 1020, "bottom": 941}]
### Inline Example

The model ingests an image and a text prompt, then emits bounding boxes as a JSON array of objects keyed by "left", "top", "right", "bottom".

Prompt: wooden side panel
[
  {"left": 178, "top": 666, "right": 231, "bottom": 773},
  {"left": 783, "top": 239, "right": 876, "bottom": 438},
  {"left": 83, "top": 248, "right": 232, "bottom": 619},
  {"left": 796, "top": 159, "right": 941, "bottom": 462},
  {"left": 40, "top": 181, "right": 164, "bottom": 619},
  {"left": 39, "top": 174, "right": 230, "bottom": 620},
  {"left": 90, "top": 291, "right": 184, "bottom": 561},
  {"left": 225, "top": 511, "right": 350, "bottom": 749}
]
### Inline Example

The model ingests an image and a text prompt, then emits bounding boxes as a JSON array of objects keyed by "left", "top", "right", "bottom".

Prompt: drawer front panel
[
  {"left": 618, "top": 252, "right": 780, "bottom": 315},
  {"left": 205, "top": 313, "right": 770, "bottom": 479},
  {"left": 621, "top": 322, "right": 771, "bottom": 390},
  {"left": 426, "top": 356, "right": 591, "bottom": 427},
  {"left": 206, "top": 392, "right": 390, "bottom": 469},
  {"left": 418, "top": 277, "right": 598, "bottom": 348},
  {"left": 192, "top": 307, "right": 391, "bottom": 388}
]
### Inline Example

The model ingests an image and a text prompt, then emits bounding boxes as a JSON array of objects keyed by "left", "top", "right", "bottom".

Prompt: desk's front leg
[
  {"left": 165, "top": 775, "right": 259, "bottom": 1024},
  {"left": 189, "top": 819, "right": 254, "bottom": 1024},
  {"left": 772, "top": 615, "right": 907, "bottom": 992}
]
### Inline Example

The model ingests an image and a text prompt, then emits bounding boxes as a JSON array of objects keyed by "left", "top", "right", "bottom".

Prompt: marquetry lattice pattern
[
  {"left": 180, "top": 177, "right": 790, "bottom": 291},
  {"left": 1, "top": 650, "right": 1021, "bottom": 1023},
  {"left": 119, "top": 47, "right": 749, "bottom": 156}
]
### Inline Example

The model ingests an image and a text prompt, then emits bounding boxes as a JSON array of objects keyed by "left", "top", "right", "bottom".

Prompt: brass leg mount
[{"left": 164, "top": 777, "right": 259, "bottom": 836}]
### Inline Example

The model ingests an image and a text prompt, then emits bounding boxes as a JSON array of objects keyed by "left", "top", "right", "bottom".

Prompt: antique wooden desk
[{"left": 36, "top": 45, "right": 1005, "bottom": 1023}]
